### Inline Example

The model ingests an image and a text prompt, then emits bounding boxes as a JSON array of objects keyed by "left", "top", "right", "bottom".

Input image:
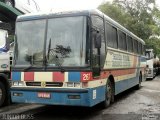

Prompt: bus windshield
[
  {"left": 46, "top": 16, "right": 87, "bottom": 67},
  {"left": 15, "top": 20, "right": 46, "bottom": 66},
  {"left": 145, "top": 51, "right": 154, "bottom": 60},
  {"left": 15, "top": 16, "right": 88, "bottom": 67}
]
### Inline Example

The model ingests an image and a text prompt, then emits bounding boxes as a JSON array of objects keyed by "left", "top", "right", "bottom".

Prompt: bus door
[{"left": 91, "top": 15, "right": 106, "bottom": 77}]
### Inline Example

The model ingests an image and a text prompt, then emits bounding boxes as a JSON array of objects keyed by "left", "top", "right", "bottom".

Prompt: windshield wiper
[
  {"left": 47, "top": 38, "right": 52, "bottom": 60},
  {"left": 23, "top": 55, "right": 34, "bottom": 71}
]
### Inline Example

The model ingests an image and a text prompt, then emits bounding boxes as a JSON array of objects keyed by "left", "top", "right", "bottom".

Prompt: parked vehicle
[
  {"left": 11, "top": 9, "right": 146, "bottom": 108},
  {"left": 145, "top": 49, "right": 159, "bottom": 79},
  {"left": 0, "top": 29, "right": 9, "bottom": 52},
  {"left": 0, "top": 28, "right": 11, "bottom": 106},
  {"left": 0, "top": 0, "right": 40, "bottom": 13}
]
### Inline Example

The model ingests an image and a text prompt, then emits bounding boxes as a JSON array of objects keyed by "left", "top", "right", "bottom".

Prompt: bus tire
[
  {"left": 0, "top": 81, "right": 6, "bottom": 107},
  {"left": 135, "top": 74, "right": 142, "bottom": 90},
  {"left": 100, "top": 79, "right": 114, "bottom": 108}
]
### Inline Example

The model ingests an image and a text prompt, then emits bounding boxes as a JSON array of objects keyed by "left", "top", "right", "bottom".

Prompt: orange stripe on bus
[{"left": 93, "top": 67, "right": 143, "bottom": 80}]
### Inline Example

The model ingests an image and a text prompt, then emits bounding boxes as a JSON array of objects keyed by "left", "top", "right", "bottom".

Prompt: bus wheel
[
  {"left": 135, "top": 74, "right": 142, "bottom": 90},
  {"left": 5, "top": 0, "right": 14, "bottom": 7},
  {"left": 0, "top": 81, "right": 6, "bottom": 107},
  {"left": 100, "top": 79, "right": 114, "bottom": 108}
]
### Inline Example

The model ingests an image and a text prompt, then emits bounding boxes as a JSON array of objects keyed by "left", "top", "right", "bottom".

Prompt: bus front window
[
  {"left": 46, "top": 16, "right": 87, "bottom": 67},
  {"left": 15, "top": 20, "right": 46, "bottom": 66},
  {"left": 15, "top": 16, "right": 88, "bottom": 67}
]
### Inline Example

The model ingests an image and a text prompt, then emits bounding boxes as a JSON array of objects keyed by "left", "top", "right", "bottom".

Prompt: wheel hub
[{"left": 107, "top": 84, "right": 112, "bottom": 100}]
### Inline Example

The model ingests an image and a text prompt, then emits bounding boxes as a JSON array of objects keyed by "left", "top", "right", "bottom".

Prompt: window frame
[
  {"left": 105, "top": 21, "right": 118, "bottom": 49},
  {"left": 127, "top": 35, "right": 133, "bottom": 53},
  {"left": 91, "top": 15, "right": 106, "bottom": 68},
  {"left": 118, "top": 30, "right": 127, "bottom": 51}
]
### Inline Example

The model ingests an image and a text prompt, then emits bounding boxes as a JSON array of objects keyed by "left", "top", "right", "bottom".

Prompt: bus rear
[{"left": 11, "top": 11, "right": 106, "bottom": 107}]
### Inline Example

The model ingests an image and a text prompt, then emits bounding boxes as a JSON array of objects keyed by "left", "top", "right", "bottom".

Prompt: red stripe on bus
[
  {"left": 53, "top": 72, "right": 64, "bottom": 82},
  {"left": 100, "top": 57, "right": 138, "bottom": 79},
  {"left": 107, "top": 69, "right": 135, "bottom": 77},
  {"left": 93, "top": 68, "right": 138, "bottom": 80},
  {"left": 24, "top": 72, "right": 34, "bottom": 81}
]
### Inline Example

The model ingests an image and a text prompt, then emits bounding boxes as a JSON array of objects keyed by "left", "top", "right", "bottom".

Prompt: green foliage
[
  {"left": 145, "top": 37, "right": 160, "bottom": 56},
  {"left": 98, "top": 0, "right": 160, "bottom": 56},
  {"left": 98, "top": 3, "right": 129, "bottom": 26}
]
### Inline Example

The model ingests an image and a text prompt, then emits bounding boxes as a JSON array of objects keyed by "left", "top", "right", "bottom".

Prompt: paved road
[{"left": 0, "top": 76, "right": 160, "bottom": 120}]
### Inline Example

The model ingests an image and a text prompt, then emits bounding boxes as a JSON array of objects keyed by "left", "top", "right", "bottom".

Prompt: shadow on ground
[{"left": 33, "top": 86, "right": 139, "bottom": 120}]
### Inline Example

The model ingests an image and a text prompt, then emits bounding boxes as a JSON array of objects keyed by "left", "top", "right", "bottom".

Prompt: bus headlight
[
  {"left": 74, "top": 83, "right": 81, "bottom": 88},
  {"left": 66, "top": 82, "right": 81, "bottom": 88},
  {"left": 67, "top": 82, "right": 74, "bottom": 87},
  {"left": 18, "top": 81, "right": 25, "bottom": 86},
  {"left": 12, "top": 81, "right": 18, "bottom": 86},
  {"left": 12, "top": 81, "right": 25, "bottom": 86}
]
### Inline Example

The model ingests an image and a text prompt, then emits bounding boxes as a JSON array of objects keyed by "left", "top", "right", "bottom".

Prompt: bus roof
[
  {"left": 17, "top": 9, "right": 145, "bottom": 44},
  {"left": 16, "top": 9, "right": 91, "bottom": 21}
]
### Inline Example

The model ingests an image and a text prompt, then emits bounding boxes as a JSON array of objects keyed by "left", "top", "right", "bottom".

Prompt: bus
[
  {"left": 0, "top": 29, "right": 11, "bottom": 106},
  {"left": 0, "top": 29, "right": 9, "bottom": 52},
  {"left": 145, "top": 49, "right": 159, "bottom": 79},
  {"left": 11, "top": 9, "right": 146, "bottom": 107}
]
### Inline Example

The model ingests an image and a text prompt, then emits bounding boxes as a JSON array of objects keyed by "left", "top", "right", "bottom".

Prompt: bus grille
[{"left": 26, "top": 82, "right": 63, "bottom": 87}]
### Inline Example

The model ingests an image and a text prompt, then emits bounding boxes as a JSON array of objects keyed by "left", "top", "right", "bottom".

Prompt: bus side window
[
  {"left": 105, "top": 22, "right": 118, "bottom": 49},
  {"left": 139, "top": 42, "right": 142, "bottom": 55},
  {"left": 136, "top": 40, "right": 139, "bottom": 54},
  {"left": 142, "top": 45, "right": 145, "bottom": 55},
  {"left": 91, "top": 15, "right": 105, "bottom": 69},
  {"left": 118, "top": 30, "right": 127, "bottom": 51},
  {"left": 127, "top": 36, "right": 133, "bottom": 53},
  {"left": 134, "top": 40, "right": 138, "bottom": 54}
]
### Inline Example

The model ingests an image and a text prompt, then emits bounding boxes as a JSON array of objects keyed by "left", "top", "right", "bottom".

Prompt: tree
[
  {"left": 98, "top": 0, "right": 160, "bottom": 55},
  {"left": 146, "top": 37, "right": 160, "bottom": 56}
]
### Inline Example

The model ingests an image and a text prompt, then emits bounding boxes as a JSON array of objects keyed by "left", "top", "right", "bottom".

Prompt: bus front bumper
[{"left": 10, "top": 86, "right": 106, "bottom": 107}]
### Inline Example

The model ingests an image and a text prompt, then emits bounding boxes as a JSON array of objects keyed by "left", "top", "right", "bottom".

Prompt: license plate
[{"left": 38, "top": 92, "right": 51, "bottom": 99}]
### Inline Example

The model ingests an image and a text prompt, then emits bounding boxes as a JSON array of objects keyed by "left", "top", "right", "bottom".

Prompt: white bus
[
  {"left": 146, "top": 49, "right": 159, "bottom": 79},
  {"left": 0, "top": 29, "right": 9, "bottom": 52},
  {"left": 11, "top": 9, "right": 146, "bottom": 108}
]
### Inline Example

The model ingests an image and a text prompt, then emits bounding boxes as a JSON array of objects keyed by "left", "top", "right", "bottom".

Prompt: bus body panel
[
  {"left": 11, "top": 48, "right": 146, "bottom": 107},
  {"left": 11, "top": 85, "right": 106, "bottom": 107},
  {"left": 140, "top": 56, "right": 147, "bottom": 81},
  {"left": 11, "top": 71, "right": 107, "bottom": 107},
  {"left": 0, "top": 29, "right": 9, "bottom": 52},
  {"left": 103, "top": 48, "right": 144, "bottom": 95}
]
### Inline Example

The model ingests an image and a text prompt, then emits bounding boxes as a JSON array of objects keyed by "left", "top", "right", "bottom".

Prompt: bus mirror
[{"left": 95, "top": 33, "right": 101, "bottom": 49}]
